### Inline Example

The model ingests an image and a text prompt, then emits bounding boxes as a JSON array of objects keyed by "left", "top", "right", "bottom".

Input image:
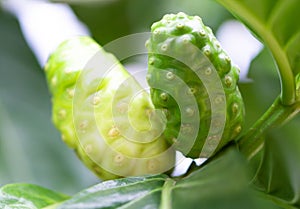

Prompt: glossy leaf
[
  {"left": 49, "top": 149, "right": 285, "bottom": 209},
  {"left": 253, "top": 115, "right": 300, "bottom": 208},
  {"left": 0, "top": 183, "right": 68, "bottom": 209},
  {"left": 55, "top": 175, "right": 166, "bottom": 209},
  {"left": 216, "top": 0, "right": 300, "bottom": 105},
  {"left": 164, "top": 149, "right": 281, "bottom": 209}
]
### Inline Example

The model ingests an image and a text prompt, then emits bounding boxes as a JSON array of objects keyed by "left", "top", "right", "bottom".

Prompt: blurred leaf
[
  {"left": 70, "top": 0, "right": 132, "bottom": 45},
  {"left": 0, "top": 10, "right": 98, "bottom": 193},
  {"left": 70, "top": 0, "right": 231, "bottom": 46},
  {"left": 253, "top": 115, "right": 300, "bottom": 208},
  {"left": 126, "top": 0, "right": 231, "bottom": 32},
  {"left": 216, "top": 0, "right": 300, "bottom": 105},
  {"left": 55, "top": 175, "right": 166, "bottom": 209},
  {"left": 0, "top": 183, "right": 68, "bottom": 209},
  {"left": 52, "top": 149, "right": 285, "bottom": 209},
  {"left": 239, "top": 48, "right": 280, "bottom": 130}
]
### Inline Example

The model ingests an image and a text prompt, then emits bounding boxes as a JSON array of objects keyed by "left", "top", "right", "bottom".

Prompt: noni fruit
[
  {"left": 146, "top": 12, "right": 245, "bottom": 158},
  {"left": 45, "top": 36, "right": 175, "bottom": 180}
]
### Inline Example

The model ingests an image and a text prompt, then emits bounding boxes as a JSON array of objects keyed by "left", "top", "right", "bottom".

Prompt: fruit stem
[
  {"left": 238, "top": 96, "right": 300, "bottom": 159},
  {"left": 160, "top": 178, "right": 176, "bottom": 209}
]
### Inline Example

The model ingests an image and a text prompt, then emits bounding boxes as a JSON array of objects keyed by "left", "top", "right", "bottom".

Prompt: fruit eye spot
[
  {"left": 92, "top": 96, "right": 101, "bottom": 105},
  {"left": 204, "top": 67, "right": 212, "bottom": 75},
  {"left": 176, "top": 23, "right": 184, "bottom": 29},
  {"left": 148, "top": 57, "right": 155, "bottom": 65},
  {"left": 181, "top": 123, "right": 193, "bottom": 135},
  {"left": 114, "top": 154, "right": 125, "bottom": 164},
  {"left": 153, "top": 29, "right": 160, "bottom": 35},
  {"left": 161, "top": 43, "right": 168, "bottom": 51},
  {"left": 214, "top": 95, "right": 224, "bottom": 104},
  {"left": 199, "top": 30, "right": 206, "bottom": 37},
  {"left": 204, "top": 49, "right": 211, "bottom": 56},
  {"left": 225, "top": 55, "right": 231, "bottom": 63},
  {"left": 160, "top": 92, "right": 168, "bottom": 101},
  {"left": 232, "top": 103, "right": 239, "bottom": 114},
  {"left": 67, "top": 88, "right": 75, "bottom": 98},
  {"left": 224, "top": 75, "right": 233, "bottom": 87},
  {"left": 79, "top": 120, "right": 89, "bottom": 131},
  {"left": 215, "top": 41, "right": 221, "bottom": 49},
  {"left": 187, "top": 87, "right": 197, "bottom": 95},
  {"left": 185, "top": 107, "right": 195, "bottom": 116},
  {"left": 166, "top": 71, "right": 175, "bottom": 80},
  {"left": 108, "top": 126, "right": 120, "bottom": 138},
  {"left": 234, "top": 125, "right": 242, "bottom": 134},
  {"left": 172, "top": 137, "right": 178, "bottom": 144},
  {"left": 58, "top": 109, "right": 67, "bottom": 119}
]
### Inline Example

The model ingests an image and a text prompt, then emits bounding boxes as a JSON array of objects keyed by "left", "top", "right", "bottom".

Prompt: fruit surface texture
[
  {"left": 45, "top": 37, "right": 175, "bottom": 180},
  {"left": 146, "top": 12, "right": 245, "bottom": 158}
]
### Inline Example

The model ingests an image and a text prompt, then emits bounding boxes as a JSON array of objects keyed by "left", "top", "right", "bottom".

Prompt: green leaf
[
  {"left": 216, "top": 0, "right": 300, "bottom": 105},
  {"left": 238, "top": 48, "right": 300, "bottom": 207},
  {"left": 55, "top": 175, "right": 166, "bottom": 209},
  {"left": 0, "top": 183, "right": 68, "bottom": 209},
  {"left": 237, "top": 48, "right": 282, "bottom": 168},
  {"left": 239, "top": 48, "right": 280, "bottom": 130},
  {"left": 164, "top": 149, "right": 281, "bottom": 209},
  {"left": 237, "top": 49, "right": 281, "bottom": 158},
  {"left": 253, "top": 115, "right": 300, "bottom": 208},
  {"left": 53, "top": 149, "right": 287, "bottom": 209},
  {"left": 216, "top": 4, "right": 300, "bottom": 205}
]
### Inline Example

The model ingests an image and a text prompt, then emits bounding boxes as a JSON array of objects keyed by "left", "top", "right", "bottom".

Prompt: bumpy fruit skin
[
  {"left": 45, "top": 36, "right": 175, "bottom": 180},
  {"left": 146, "top": 12, "right": 245, "bottom": 158}
]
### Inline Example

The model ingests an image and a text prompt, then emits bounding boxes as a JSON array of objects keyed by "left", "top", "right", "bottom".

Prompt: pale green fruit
[{"left": 45, "top": 36, "right": 175, "bottom": 180}]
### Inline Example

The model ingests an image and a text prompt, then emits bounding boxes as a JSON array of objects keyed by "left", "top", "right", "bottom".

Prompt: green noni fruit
[
  {"left": 45, "top": 36, "right": 175, "bottom": 180},
  {"left": 146, "top": 12, "right": 245, "bottom": 158}
]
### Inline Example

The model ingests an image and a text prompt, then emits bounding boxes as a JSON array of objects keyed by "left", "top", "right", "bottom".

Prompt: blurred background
[{"left": 0, "top": 0, "right": 276, "bottom": 195}]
